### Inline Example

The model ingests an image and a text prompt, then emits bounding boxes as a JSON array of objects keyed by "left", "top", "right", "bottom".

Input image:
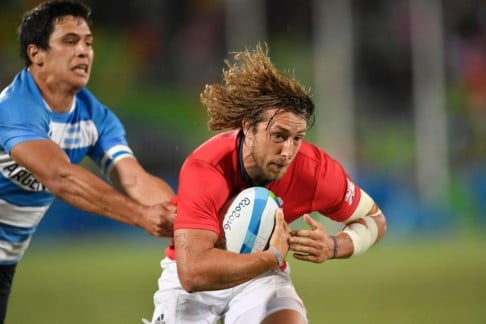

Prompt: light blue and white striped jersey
[{"left": 0, "top": 69, "right": 134, "bottom": 264}]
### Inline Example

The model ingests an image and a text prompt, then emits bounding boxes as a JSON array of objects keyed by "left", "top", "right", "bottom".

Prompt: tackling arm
[
  {"left": 10, "top": 139, "right": 172, "bottom": 236},
  {"left": 110, "top": 157, "right": 177, "bottom": 236},
  {"left": 110, "top": 157, "right": 175, "bottom": 205}
]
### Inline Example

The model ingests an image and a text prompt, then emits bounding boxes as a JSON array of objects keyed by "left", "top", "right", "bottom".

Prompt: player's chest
[{"left": 48, "top": 119, "right": 98, "bottom": 149}]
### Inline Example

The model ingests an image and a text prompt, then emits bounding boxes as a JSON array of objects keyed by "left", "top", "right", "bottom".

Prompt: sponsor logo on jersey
[
  {"left": 344, "top": 178, "right": 355, "bottom": 205},
  {"left": 1, "top": 161, "right": 47, "bottom": 192}
]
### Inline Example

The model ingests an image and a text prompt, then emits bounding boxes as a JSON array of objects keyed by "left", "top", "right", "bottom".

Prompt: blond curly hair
[{"left": 201, "top": 43, "right": 314, "bottom": 131}]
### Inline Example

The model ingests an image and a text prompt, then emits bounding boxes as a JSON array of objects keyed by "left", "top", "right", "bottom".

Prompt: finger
[
  {"left": 167, "top": 203, "right": 177, "bottom": 212},
  {"left": 290, "top": 215, "right": 324, "bottom": 238},
  {"left": 150, "top": 228, "right": 163, "bottom": 237},
  {"left": 289, "top": 242, "right": 315, "bottom": 254},
  {"left": 292, "top": 252, "right": 320, "bottom": 263},
  {"left": 275, "top": 208, "right": 286, "bottom": 229},
  {"left": 303, "top": 214, "right": 323, "bottom": 230},
  {"left": 159, "top": 201, "right": 177, "bottom": 214},
  {"left": 289, "top": 236, "right": 318, "bottom": 248},
  {"left": 289, "top": 235, "right": 324, "bottom": 251},
  {"left": 290, "top": 229, "right": 312, "bottom": 238}
]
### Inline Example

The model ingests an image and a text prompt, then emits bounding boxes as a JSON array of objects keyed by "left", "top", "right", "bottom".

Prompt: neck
[
  {"left": 238, "top": 132, "right": 269, "bottom": 187},
  {"left": 29, "top": 68, "right": 77, "bottom": 113},
  {"left": 39, "top": 90, "right": 75, "bottom": 113},
  {"left": 238, "top": 132, "right": 254, "bottom": 186}
]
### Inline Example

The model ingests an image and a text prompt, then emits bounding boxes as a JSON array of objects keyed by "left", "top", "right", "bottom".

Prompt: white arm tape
[
  {"left": 364, "top": 215, "right": 379, "bottom": 243},
  {"left": 343, "top": 215, "right": 379, "bottom": 256},
  {"left": 346, "top": 190, "right": 374, "bottom": 222}
]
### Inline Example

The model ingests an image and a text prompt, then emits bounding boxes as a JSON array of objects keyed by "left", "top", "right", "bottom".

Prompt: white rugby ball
[{"left": 222, "top": 186, "right": 280, "bottom": 254}]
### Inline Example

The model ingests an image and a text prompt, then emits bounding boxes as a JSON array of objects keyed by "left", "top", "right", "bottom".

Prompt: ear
[
  {"left": 27, "top": 44, "right": 44, "bottom": 67},
  {"left": 242, "top": 119, "right": 251, "bottom": 137}
]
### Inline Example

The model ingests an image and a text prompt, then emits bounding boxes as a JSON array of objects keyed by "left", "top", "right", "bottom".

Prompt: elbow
[
  {"left": 177, "top": 265, "right": 205, "bottom": 293},
  {"left": 41, "top": 178, "right": 63, "bottom": 197},
  {"left": 178, "top": 268, "right": 196, "bottom": 292},
  {"left": 376, "top": 213, "right": 387, "bottom": 242},
  {"left": 43, "top": 176, "right": 71, "bottom": 198},
  {"left": 179, "top": 278, "right": 198, "bottom": 293},
  {"left": 34, "top": 166, "right": 71, "bottom": 197}
]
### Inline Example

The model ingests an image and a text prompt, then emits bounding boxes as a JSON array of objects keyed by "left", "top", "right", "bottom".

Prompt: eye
[
  {"left": 292, "top": 136, "right": 304, "bottom": 145},
  {"left": 86, "top": 37, "right": 94, "bottom": 47},
  {"left": 272, "top": 133, "right": 285, "bottom": 142},
  {"left": 64, "top": 38, "right": 77, "bottom": 45}
]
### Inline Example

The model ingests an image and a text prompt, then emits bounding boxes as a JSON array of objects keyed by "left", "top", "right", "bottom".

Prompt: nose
[
  {"left": 280, "top": 138, "right": 294, "bottom": 159},
  {"left": 76, "top": 42, "right": 92, "bottom": 57}
]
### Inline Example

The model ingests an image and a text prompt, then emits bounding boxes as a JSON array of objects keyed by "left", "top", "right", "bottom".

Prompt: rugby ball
[{"left": 222, "top": 187, "right": 281, "bottom": 254}]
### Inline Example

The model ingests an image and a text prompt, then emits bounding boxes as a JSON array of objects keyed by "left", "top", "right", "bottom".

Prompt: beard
[{"left": 249, "top": 151, "right": 287, "bottom": 184}]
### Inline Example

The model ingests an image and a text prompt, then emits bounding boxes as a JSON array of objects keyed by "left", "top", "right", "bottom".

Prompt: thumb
[
  {"left": 303, "top": 214, "right": 323, "bottom": 230},
  {"left": 275, "top": 208, "right": 288, "bottom": 231}
]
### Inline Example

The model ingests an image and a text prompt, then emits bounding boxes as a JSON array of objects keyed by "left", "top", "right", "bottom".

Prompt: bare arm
[
  {"left": 10, "top": 139, "right": 172, "bottom": 236},
  {"left": 110, "top": 157, "right": 176, "bottom": 236},
  {"left": 175, "top": 209, "right": 289, "bottom": 292},
  {"left": 110, "top": 157, "right": 175, "bottom": 205},
  {"left": 332, "top": 202, "right": 386, "bottom": 258}
]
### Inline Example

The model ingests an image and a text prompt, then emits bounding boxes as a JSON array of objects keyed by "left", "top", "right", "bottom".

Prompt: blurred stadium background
[{"left": 0, "top": 0, "right": 484, "bottom": 323}]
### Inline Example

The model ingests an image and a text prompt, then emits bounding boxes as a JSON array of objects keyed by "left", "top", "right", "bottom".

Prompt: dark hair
[
  {"left": 17, "top": 0, "right": 92, "bottom": 67},
  {"left": 201, "top": 43, "right": 315, "bottom": 131}
]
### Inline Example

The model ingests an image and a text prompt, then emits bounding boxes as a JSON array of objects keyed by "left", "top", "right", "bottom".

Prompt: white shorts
[{"left": 150, "top": 257, "right": 307, "bottom": 324}]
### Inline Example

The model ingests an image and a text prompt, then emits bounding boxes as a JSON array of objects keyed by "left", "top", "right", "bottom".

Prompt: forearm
[
  {"left": 46, "top": 164, "right": 146, "bottom": 226},
  {"left": 10, "top": 140, "right": 148, "bottom": 227},
  {"left": 333, "top": 204, "right": 387, "bottom": 259},
  {"left": 178, "top": 248, "right": 279, "bottom": 292},
  {"left": 110, "top": 158, "right": 175, "bottom": 205},
  {"left": 116, "top": 173, "right": 175, "bottom": 206},
  {"left": 175, "top": 229, "right": 281, "bottom": 292}
]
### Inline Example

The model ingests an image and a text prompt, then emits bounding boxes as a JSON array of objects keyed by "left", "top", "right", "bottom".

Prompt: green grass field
[{"left": 6, "top": 234, "right": 486, "bottom": 324}]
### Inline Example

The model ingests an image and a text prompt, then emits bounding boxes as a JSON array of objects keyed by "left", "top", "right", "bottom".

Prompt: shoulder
[
  {"left": 284, "top": 141, "right": 348, "bottom": 193},
  {"left": 195, "top": 130, "right": 239, "bottom": 151},
  {"left": 76, "top": 88, "right": 108, "bottom": 112},
  {"left": 75, "top": 88, "right": 121, "bottom": 123},
  {"left": 294, "top": 141, "right": 335, "bottom": 170},
  {"left": 1, "top": 70, "right": 34, "bottom": 106},
  {"left": 179, "top": 131, "right": 239, "bottom": 196},
  {"left": 0, "top": 71, "right": 48, "bottom": 121},
  {"left": 187, "top": 130, "right": 239, "bottom": 167}
]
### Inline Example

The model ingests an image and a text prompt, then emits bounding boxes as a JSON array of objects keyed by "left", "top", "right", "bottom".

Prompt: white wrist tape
[
  {"left": 269, "top": 247, "right": 284, "bottom": 269},
  {"left": 343, "top": 215, "right": 379, "bottom": 256}
]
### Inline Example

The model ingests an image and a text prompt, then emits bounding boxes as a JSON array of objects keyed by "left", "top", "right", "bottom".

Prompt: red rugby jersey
[{"left": 165, "top": 130, "right": 361, "bottom": 259}]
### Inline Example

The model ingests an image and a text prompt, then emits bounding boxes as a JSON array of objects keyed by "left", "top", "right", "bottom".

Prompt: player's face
[
  {"left": 39, "top": 16, "right": 93, "bottom": 91},
  {"left": 244, "top": 109, "right": 307, "bottom": 184}
]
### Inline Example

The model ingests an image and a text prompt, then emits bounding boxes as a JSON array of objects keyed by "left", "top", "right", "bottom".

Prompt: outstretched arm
[
  {"left": 10, "top": 139, "right": 174, "bottom": 237},
  {"left": 110, "top": 157, "right": 175, "bottom": 205},
  {"left": 110, "top": 157, "right": 176, "bottom": 236}
]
